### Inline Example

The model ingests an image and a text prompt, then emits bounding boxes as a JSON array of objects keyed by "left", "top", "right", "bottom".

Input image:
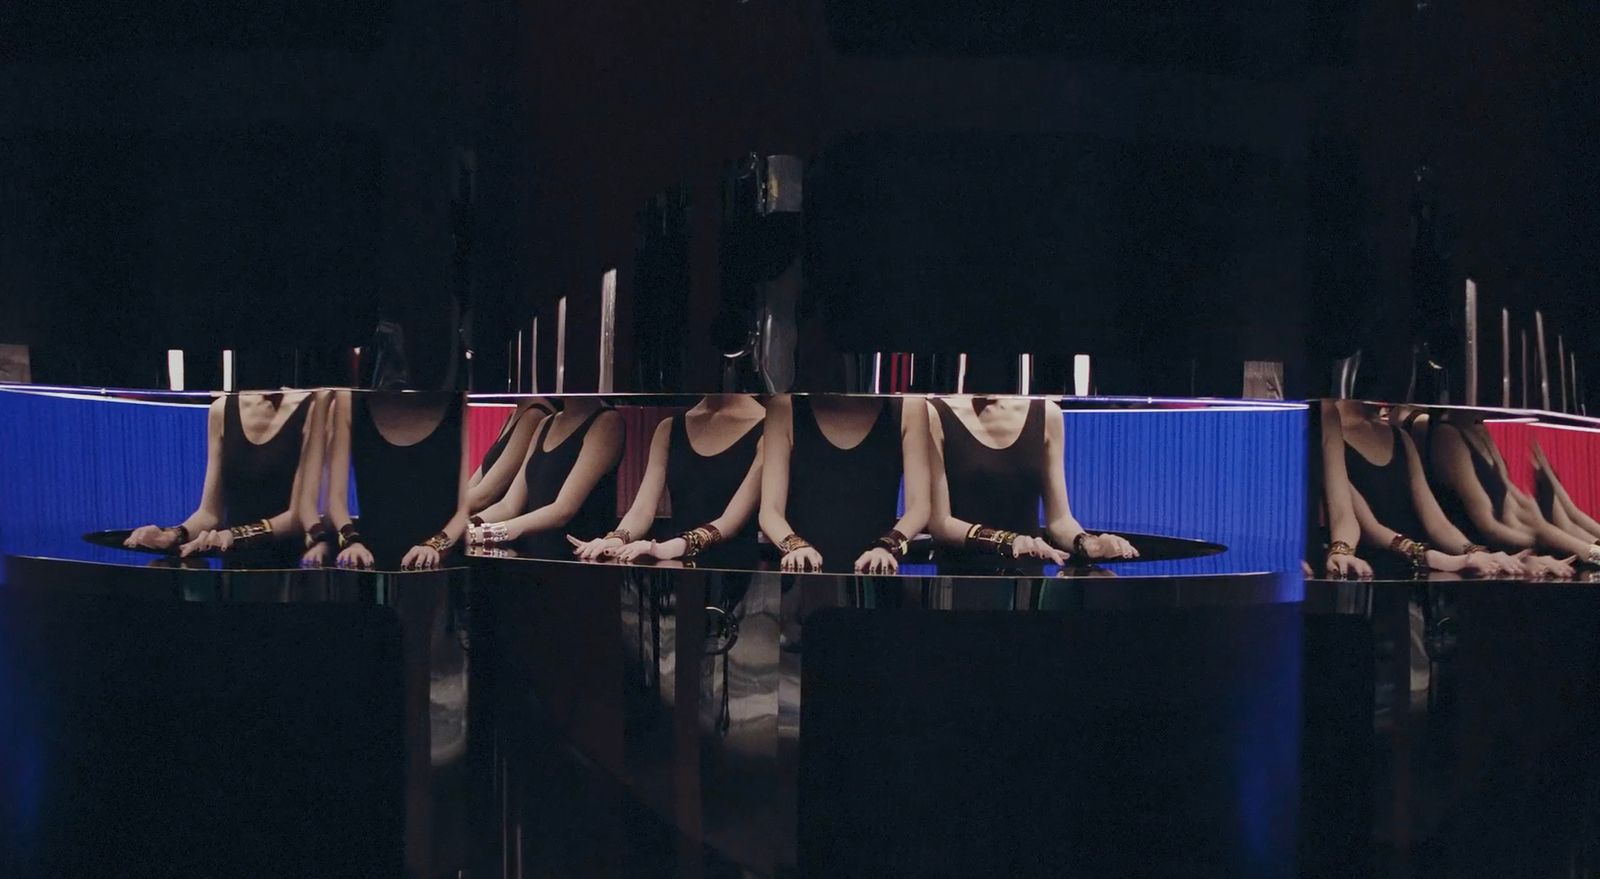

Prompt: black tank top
[
  {"left": 1430, "top": 422, "right": 1508, "bottom": 545},
  {"left": 479, "top": 401, "right": 554, "bottom": 474},
  {"left": 667, "top": 413, "right": 763, "bottom": 568},
  {"left": 786, "top": 397, "right": 903, "bottom": 571},
  {"left": 520, "top": 407, "right": 618, "bottom": 558},
  {"left": 221, "top": 393, "right": 310, "bottom": 527},
  {"left": 932, "top": 397, "right": 1046, "bottom": 536},
  {"left": 352, "top": 393, "right": 463, "bottom": 569},
  {"left": 1344, "top": 425, "right": 1426, "bottom": 565}
]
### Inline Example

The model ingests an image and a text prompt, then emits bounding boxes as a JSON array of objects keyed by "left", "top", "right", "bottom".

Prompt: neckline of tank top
[
  {"left": 938, "top": 397, "right": 1037, "bottom": 451},
  {"left": 537, "top": 406, "right": 611, "bottom": 453},
  {"left": 234, "top": 392, "right": 311, "bottom": 447},
  {"left": 804, "top": 397, "right": 891, "bottom": 452},
  {"left": 680, "top": 411, "right": 763, "bottom": 458},
  {"left": 1438, "top": 420, "right": 1498, "bottom": 465},
  {"left": 1345, "top": 423, "right": 1400, "bottom": 468},
  {"left": 363, "top": 394, "right": 457, "bottom": 449}
]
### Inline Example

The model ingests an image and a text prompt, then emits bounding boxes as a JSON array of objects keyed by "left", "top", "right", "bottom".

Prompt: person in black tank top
[
  {"left": 1419, "top": 410, "right": 1594, "bottom": 568},
  {"left": 1530, "top": 441, "right": 1600, "bottom": 565},
  {"left": 1311, "top": 400, "right": 1375, "bottom": 578},
  {"left": 470, "top": 398, "right": 624, "bottom": 559},
  {"left": 128, "top": 391, "right": 315, "bottom": 561},
  {"left": 571, "top": 395, "right": 765, "bottom": 568},
  {"left": 927, "top": 396, "right": 1137, "bottom": 569},
  {"left": 466, "top": 398, "right": 554, "bottom": 514},
  {"left": 322, "top": 391, "right": 471, "bottom": 570},
  {"left": 758, "top": 395, "right": 931, "bottom": 573},
  {"left": 1333, "top": 401, "right": 1512, "bottom": 577}
]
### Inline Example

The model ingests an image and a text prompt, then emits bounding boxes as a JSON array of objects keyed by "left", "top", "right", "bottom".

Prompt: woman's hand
[
  {"left": 1524, "top": 554, "right": 1576, "bottom": 579},
  {"left": 1325, "top": 552, "right": 1373, "bottom": 579},
  {"left": 125, "top": 525, "right": 180, "bottom": 551},
  {"left": 337, "top": 544, "right": 375, "bottom": 569},
  {"left": 781, "top": 546, "right": 825, "bottom": 573},
  {"left": 1437, "top": 551, "right": 1496, "bottom": 577},
  {"left": 1013, "top": 535, "right": 1070, "bottom": 565},
  {"left": 853, "top": 547, "right": 898, "bottom": 575},
  {"left": 1078, "top": 533, "right": 1139, "bottom": 560},
  {"left": 179, "top": 529, "right": 233, "bottom": 557},
  {"left": 568, "top": 535, "right": 625, "bottom": 561},
  {"left": 300, "top": 543, "right": 330, "bottom": 568},
  {"left": 616, "top": 538, "right": 686, "bottom": 563},
  {"left": 400, "top": 544, "right": 442, "bottom": 571}
]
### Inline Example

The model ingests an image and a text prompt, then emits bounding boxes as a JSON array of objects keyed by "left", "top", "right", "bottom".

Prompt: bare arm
[
  {"left": 758, "top": 396, "right": 799, "bottom": 545},
  {"left": 1430, "top": 424, "right": 1537, "bottom": 550},
  {"left": 925, "top": 400, "right": 973, "bottom": 547},
  {"left": 294, "top": 390, "right": 332, "bottom": 532},
  {"left": 326, "top": 391, "right": 357, "bottom": 531},
  {"left": 494, "top": 410, "right": 625, "bottom": 541},
  {"left": 181, "top": 399, "right": 228, "bottom": 533},
  {"left": 620, "top": 438, "right": 766, "bottom": 561},
  {"left": 1349, "top": 483, "right": 1475, "bottom": 574},
  {"left": 1400, "top": 430, "right": 1477, "bottom": 552},
  {"left": 1319, "top": 401, "right": 1362, "bottom": 551},
  {"left": 1041, "top": 401, "right": 1087, "bottom": 549},
  {"left": 399, "top": 397, "right": 476, "bottom": 568},
  {"left": 892, "top": 400, "right": 933, "bottom": 539},
  {"left": 467, "top": 403, "right": 547, "bottom": 513},
  {"left": 613, "top": 418, "right": 674, "bottom": 539},
  {"left": 127, "top": 397, "right": 226, "bottom": 549}
]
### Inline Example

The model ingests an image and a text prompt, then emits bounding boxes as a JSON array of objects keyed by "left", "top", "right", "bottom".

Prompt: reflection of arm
[
  {"left": 892, "top": 401, "right": 933, "bottom": 539},
  {"left": 1041, "top": 401, "right": 1087, "bottom": 550},
  {"left": 499, "top": 411, "right": 624, "bottom": 538},
  {"left": 758, "top": 397, "right": 799, "bottom": 544},
  {"left": 1399, "top": 431, "right": 1476, "bottom": 551},
  {"left": 925, "top": 401, "right": 971, "bottom": 546},
  {"left": 609, "top": 418, "right": 672, "bottom": 540},
  {"left": 1349, "top": 484, "right": 1459, "bottom": 571},
  {"left": 178, "top": 398, "right": 227, "bottom": 534},
  {"left": 467, "top": 404, "right": 547, "bottom": 513},
  {"left": 326, "top": 391, "right": 356, "bottom": 531},
  {"left": 1431, "top": 425, "right": 1536, "bottom": 549},
  {"left": 1319, "top": 402, "right": 1361, "bottom": 551}
]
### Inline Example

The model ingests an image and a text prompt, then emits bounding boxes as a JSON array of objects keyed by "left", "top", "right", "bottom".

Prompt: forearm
[
  {"left": 615, "top": 504, "right": 660, "bottom": 541},
  {"left": 1045, "top": 515, "right": 1086, "bottom": 550},
  {"left": 499, "top": 502, "right": 578, "bottom": 538},
  {"left": 761, "top": 507, "right": 800, "bottom": 544},
  {"left": 179, "top": 509, "right": 222, "bottom": 534},
  {"left": 476, "top": 496, "right": 520, "bottom": 526},
  {"left": 466, "top": 480, "right": 502, "bottom": 515}
]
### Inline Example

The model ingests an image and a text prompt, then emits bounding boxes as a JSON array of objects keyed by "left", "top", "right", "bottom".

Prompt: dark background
[{"left": 0, "top": 0, "right": 1593, "bottom": 400}]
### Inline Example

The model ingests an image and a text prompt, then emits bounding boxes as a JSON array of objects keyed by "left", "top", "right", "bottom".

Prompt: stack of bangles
[
  {"left": 228, "top": 518, "right": 274, "bottom": 552},
  {"left": 163, "top": 524, "right": 191, "bottom": 547},
  {"left": 1327, "top": 539, "right": 1355, "bottom": 560},
  {"left": 423, "top": 531, "right": 452, "bottom": 553},
  {"left": 872, "top": 529, "right": 910, "bottom": 559},
  {"left": 467, "top": 516, "right": 510, "bottom": 545},
  {"left": 779, "top": 533, "right": 811, "bottom": 554},
  {"left": 965, "top": 524, "right": 1020, "bottom": 557},
  {"left": 305, "top": 522, "right": 335, "bottom": 550},
  {"left": 1389, "top": 534, "right": 1430, "bottom": 571},
  {"left": 679, "top": 523, "right": 724, "bottom": 558},
  {"left": 338, "top": 523, "right": 364, "bottom": 550},
  {"left": 604, "top": 529, "right": 633, "bottom": 544}
]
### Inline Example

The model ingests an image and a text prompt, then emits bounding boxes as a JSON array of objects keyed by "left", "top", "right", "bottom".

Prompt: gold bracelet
[
  {"left": 228, "top": 518, "right": 274, "bottom": 552},
  {"left": 1461, "top": 543, "right": 1487, "bottom": 556},
  {"left": 604, "top": 529, "right": 633, "bottom": 544},
  {"left": 873, "top": 529, "right": 910, "bottom": 558},
  {"left": 424, "top": 531, "right": 452, "bottom": 553},
  {"left": 1328, "top": 540, "right": 1355, "bottom": 557},
  {"left": 779, "top": 533, "right": 811, "bottom": 554},
  {"left": 679, "top": 524, "right": 724, "bottom": 558}
]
